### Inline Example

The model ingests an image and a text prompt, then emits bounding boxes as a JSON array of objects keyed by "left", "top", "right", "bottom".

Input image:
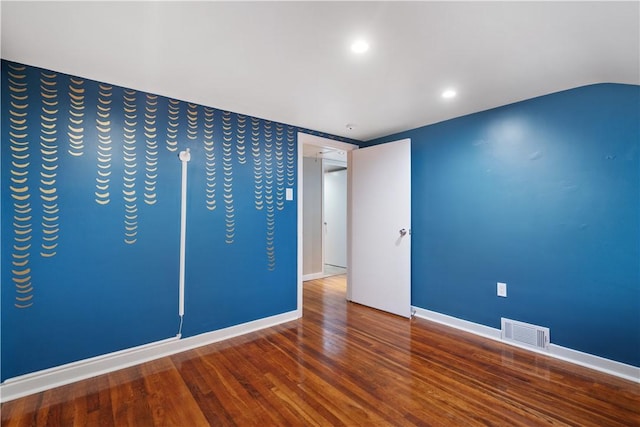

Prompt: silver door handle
[{"left": 399, "top": 228, "right": 407, "bottom": 236}]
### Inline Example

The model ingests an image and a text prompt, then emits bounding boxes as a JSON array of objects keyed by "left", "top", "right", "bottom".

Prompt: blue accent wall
[
  {"left": 368, "top": 84, "right": 640, "bottom": 367},
  {"left": 1, "top": 60, "right": 355, "bottom": 381}
]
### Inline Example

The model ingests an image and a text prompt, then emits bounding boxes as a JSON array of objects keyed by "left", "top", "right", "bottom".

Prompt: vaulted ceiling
[{"left": 2, "top": 1, "right": 638, "bottom": 141}]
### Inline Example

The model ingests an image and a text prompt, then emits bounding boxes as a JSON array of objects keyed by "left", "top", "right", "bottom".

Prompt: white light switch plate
[
  {"left": 286, "top": 188, "right": 293, "bottom": 201},
  {"left": 497, "top": 282, "right": 507, "bottom": 297}
]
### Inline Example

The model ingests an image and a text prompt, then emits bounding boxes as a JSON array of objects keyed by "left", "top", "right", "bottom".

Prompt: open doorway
[
  {"left": 301, "top": 140, "right": 348, "bottom": 280},
  {"left": 323, "top": 160, "right": 347, "bottom": 277},
  {"left": 297, "top": 133, "right": 357, "bottom": 312}
]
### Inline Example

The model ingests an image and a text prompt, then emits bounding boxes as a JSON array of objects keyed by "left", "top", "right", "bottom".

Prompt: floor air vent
[{"left": 501, "top": 318, "right": 550, "bottom": 350}]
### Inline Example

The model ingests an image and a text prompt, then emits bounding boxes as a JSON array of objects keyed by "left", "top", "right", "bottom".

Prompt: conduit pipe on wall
[{"left": 177, "top": 148, "right": 191, "bottom": 338}]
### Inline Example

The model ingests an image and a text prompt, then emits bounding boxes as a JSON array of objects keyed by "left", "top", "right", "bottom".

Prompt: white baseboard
[
  {"left": 0, "top": 310, "right": 300, "bottom": 402},
  {"left": 4, "top": 306, "right": 636, "bottom": 403},
  {"left": 303, "top": 272, "right": 324, "bottom": 281},
  {"left": 412, "top": 306, "right": 640, "bottom": 383}
]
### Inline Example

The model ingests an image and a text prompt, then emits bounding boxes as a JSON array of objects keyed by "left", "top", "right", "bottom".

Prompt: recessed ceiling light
[
  {"left": 351, "top": 40, "right": 369, "bottom": 54},
  {"left": 442, "top": 89, "right": 457, "bottom": 99}
]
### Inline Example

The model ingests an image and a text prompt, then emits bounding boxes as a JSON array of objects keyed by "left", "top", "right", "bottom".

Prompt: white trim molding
[
  {"left": 412, "top": 306, "right": 640, "bottom": 383},
  {"left": 297, "top": 132, "right": 358, "bottom": 315},
  {"left": 0, "top": 310, "right": 300, "bottom": 403},
  {"left": 412, "top": 307, "right": 640, "bottom": 383},
  {"left": 303, "top": 272, "right": 325, "bottom": 282}
]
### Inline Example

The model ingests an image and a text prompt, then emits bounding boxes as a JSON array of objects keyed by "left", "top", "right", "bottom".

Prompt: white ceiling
[{"left": 2, "top": 1, "right": 638, "bottom": 141}]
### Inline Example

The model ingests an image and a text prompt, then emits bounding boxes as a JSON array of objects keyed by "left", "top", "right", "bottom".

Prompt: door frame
[{"left": 297, "top": 133, "right": 358, "bottom": 315}]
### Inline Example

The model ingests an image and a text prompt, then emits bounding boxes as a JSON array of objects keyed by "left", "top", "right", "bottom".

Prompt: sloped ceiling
[{"left": 1, "top": 1, "right": 638, "bottom": 141}]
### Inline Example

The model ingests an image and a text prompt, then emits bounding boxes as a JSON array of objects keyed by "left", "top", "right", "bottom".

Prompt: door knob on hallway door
[{"left": 399, "top": 228, "right": 407, "bottom": 236}]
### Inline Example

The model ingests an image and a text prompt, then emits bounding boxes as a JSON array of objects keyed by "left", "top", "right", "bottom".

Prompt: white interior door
[{"left": 348, "top": 139, "right": 411, "bottom": 318}]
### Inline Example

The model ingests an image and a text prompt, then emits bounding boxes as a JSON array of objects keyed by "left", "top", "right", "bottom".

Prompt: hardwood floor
[{"left": 2, "top": 275, "right": 639, "bottom": 426}]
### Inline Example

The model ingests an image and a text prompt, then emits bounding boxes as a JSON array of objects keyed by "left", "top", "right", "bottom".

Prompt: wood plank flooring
[{"left": 2, "top": 275, "right": 639, "bottom": 426}]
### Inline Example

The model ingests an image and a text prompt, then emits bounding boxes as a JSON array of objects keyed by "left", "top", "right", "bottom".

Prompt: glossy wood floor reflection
[{"left": 2, "top": 275, "right": 639, "bottom": 426}]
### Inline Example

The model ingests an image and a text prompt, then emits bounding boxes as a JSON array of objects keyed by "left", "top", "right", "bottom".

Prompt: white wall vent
[{"left": 501, "top": 318, "right": 550, "bottom": 350}]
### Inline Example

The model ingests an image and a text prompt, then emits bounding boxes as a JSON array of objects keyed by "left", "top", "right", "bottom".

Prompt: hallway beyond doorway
[{"left": 323, "top": 264, "right": 346, "bottom": 278}]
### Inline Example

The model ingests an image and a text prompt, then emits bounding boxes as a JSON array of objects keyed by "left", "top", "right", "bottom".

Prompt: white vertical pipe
[{"left": 178, "top": 149, "right": 191, "bottom": 320}]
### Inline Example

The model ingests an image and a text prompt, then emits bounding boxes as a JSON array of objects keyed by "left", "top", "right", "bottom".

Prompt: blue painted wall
[
  {"left": 1, "top": 60, "right": 355, "bottom": 381},
  {"left": 368, "top": 84, "right": 640, "bottom": 367}
]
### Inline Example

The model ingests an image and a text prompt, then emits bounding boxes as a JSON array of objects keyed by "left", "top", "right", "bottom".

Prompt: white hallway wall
[
  {"left": 324, "top": 168, "right": 347, "bottom": 268},
  {"left": 303, "top": 157, "right": 323, "bottom": 276}
]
